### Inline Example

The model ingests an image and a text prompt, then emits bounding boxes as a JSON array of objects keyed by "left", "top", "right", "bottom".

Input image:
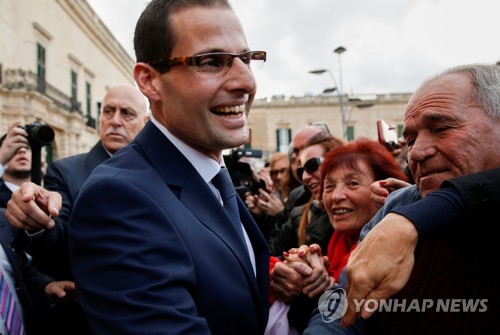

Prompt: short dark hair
[{"left": 134, "top": 0, "right": 232, "bottom": 65}]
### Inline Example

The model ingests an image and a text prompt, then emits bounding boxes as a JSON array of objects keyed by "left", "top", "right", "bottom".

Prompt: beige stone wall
[
  {"left": 0, "top": 0, "right": 136, "bottom": 162},
  {"left": 250, "top": 93, "right": 410, "bottom": 160}
]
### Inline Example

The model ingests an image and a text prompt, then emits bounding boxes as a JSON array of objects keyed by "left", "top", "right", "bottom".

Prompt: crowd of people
[{"left": 0, "top": 0, "right": 498, "bottom": 334}]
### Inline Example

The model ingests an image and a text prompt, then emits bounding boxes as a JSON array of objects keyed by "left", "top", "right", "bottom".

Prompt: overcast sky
[{"left": 87, "top": 0, "right": 500, "bottom": 99}]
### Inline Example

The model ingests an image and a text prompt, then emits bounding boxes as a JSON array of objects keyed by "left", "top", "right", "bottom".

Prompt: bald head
[
  {"left": 99, "top": 85, "right": 149, "bottom": 154},
  {"left": 293, "top": 125, "right": 324, "bottom": 154}
]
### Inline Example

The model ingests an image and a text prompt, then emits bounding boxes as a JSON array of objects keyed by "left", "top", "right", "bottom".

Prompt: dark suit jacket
[
  {"left": 0, "top": 180, "right": 13, "bottom": 208},
  {"left": 20, "top": 141, "right": 110, "bottom": 280},
  {"left": 69, "top": 122, "right": 270, "bottom": 335},
  {"left": 0, "top": 208, "right": 53, "bottom": 335},
  {"left": 443, "top": 167, "right": 500, "bottom": 213}
]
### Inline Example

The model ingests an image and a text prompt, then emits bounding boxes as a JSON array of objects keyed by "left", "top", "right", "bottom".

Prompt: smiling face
[
  {"left": 322, "top": 160, "right": 378, "bottom": 241},
  {"left": 403, "top": 72, "right": 500, "bottom": 197},
  {"left": 298, "top": 144, "right": 325, "bottom": 200},
  {"left": 142, "top": 7, "right": 256, "bottom": 161}
]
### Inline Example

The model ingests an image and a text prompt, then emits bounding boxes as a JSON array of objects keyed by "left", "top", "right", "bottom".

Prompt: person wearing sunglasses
[
  {"left": 296, "top": 156, "right": 322, "bottom": 184},
  {"left": 264, "top": 125, "right": 327, "bottom": 245}
]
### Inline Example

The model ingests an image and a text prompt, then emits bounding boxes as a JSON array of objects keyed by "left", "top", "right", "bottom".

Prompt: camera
[
  {"left": 18, "top": 122, "right": 54, "bottom": 186},
  {"left": 223, "top": 148, "right": 267, "bottom": 199},
  {"left": 19, "top": 122, "right": 55, "bottom": 146}
]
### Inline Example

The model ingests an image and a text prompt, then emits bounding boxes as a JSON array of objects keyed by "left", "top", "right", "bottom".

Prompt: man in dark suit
[
  {"left": 67, "top": 1, "right": 269, "bottom": 333},
  {"left": 7, "top": 84, "right": 148, "bottom": 334},
  {"left": 6, "top": 1, "right": 270, "bottom": 333}
]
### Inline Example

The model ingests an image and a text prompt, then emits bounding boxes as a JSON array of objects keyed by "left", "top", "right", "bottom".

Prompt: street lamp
[
  {"left": 309, "top": 67, "right": 347, "bottom": 139},
  {"left": 334, "top": 46, "right": 347, "bottom": 138}
]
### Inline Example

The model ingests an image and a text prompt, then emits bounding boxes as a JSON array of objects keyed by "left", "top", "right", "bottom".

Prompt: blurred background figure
[
  {"left": 245, "top": 152, "right": 290, "bottom": 239},
  {"left": 265, "top": 125, "right": 328, "bottom": 243},
  {"left": 0, "top": 144, "right": 31, "bottom": 207},
  {"left": 268, "top": 152, "right": 290, "bottom": 203},
  {"left": 0, "top": 122, "right": 30, "bottom": 179},
  {"left": 0, "top": 120, "right": 51, "bottom": 207}
]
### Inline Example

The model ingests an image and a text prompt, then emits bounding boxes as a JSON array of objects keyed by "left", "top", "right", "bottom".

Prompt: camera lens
[{"left": 30, "top": 124, "right": 55, "bottom": 145}]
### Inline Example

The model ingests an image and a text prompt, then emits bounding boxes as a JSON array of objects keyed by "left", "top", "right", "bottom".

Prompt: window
[
  {"left": 397, "top": 124, "right": 404, "bottom": 138},
  {"left": 36, "top": 43, "right": 46, "bottom": 92},
  {"left": 86, "top": 81, "right": 91, "bottom": 117},
  {"left": 346, "top": 125, "right": 355, "bottom": 141},
  {"left": 71, "top": 70, "right": 78, "bottom": 100},
  {"left": 276, "top": 128, "right": 291, "bottom": 152}
]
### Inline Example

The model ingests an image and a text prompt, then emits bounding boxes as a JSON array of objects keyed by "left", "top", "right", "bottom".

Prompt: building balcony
[{"left": 1, "top": 67, "right": 83, "bottom": 115}]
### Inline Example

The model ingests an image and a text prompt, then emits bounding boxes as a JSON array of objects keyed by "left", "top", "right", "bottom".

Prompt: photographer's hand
[
  {"left": 0, "top": 121, "right": 29, "bottom": 166},
  {"left": 6, "top": 182, "right": 61, "bottom": 233}
]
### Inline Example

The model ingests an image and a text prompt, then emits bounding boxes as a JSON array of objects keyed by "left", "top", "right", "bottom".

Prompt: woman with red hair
[
  {"left": 320, "top": 138, "right": 409, "bottom": 281},
  {"left": 269, "top": 138, "right": 409, "bottom": 333}
]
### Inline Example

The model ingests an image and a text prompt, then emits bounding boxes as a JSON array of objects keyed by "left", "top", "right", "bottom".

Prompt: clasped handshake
[{"left": 270, "top": 244, "right": 335, "bottom": 304}]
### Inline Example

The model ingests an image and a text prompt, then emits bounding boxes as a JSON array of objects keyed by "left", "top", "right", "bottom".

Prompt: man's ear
[{"left": 134, "top": 63, "right": 161, "bottom": 103}]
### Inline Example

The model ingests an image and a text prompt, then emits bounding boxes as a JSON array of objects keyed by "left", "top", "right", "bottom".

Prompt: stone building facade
[
  {"left": 248, "top": 93, "right": 411, "bottom": 160},
  {"left": 0, "top": 0, "right": 136, "bottom": 164}
]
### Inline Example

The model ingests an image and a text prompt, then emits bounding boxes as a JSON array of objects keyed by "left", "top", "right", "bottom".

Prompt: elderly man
[{"left": 303, "top": 63, "right": 500, "bottom": 335}]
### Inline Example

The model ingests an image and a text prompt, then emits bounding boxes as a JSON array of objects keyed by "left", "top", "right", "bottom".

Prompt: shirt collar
[{"left": 149, "top": 115, "right": 223, "bottom": 183}]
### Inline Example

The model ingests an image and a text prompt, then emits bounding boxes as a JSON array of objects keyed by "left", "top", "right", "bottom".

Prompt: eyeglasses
[
  {"left": 297, "top": 157, "right": 322, "bottom": 182},
  {"left": 147, "top": 51, "right": 267, "bottom": 74}
]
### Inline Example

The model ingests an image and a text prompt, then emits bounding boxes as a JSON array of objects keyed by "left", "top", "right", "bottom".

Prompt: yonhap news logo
[
  {"left": 318, "top": 288, "right": 488, "bottom": 323},
  {"left": 318, "top": 288, "right": 347, "bottom": 322}
]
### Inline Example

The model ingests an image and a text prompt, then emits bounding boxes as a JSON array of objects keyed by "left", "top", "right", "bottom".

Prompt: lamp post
[
  {"left": 309, "top": 67, "right": 347, "bottom": 139},
  {"left": 334, "top": 46, "right": 347, "bottom": 138}
]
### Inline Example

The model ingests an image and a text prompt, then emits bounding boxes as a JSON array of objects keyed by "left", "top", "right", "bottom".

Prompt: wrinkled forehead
[{"left": 404, "top": 73, "right": 475, "bottom": 121}]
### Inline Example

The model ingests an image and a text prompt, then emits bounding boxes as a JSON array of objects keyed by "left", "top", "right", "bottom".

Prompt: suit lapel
[{"left": 134, "top": 123, "right": 263, "bottom": 287}]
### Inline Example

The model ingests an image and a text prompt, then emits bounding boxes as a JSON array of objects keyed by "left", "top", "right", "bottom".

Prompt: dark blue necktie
[{"left": 211, "top": 167, "right": 245, "bottom": 242}]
